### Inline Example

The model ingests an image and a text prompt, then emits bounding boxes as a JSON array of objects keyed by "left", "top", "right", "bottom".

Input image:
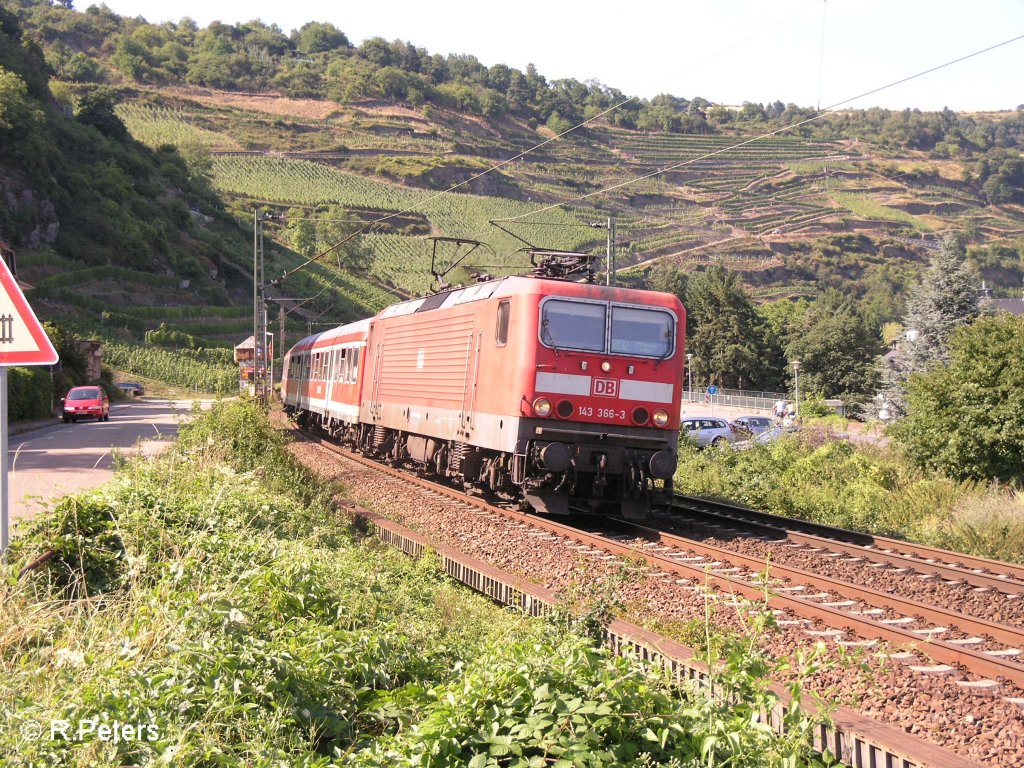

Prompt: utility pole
[
  {"left": 278, "top": 305, "right": 285, "bottom": 371},
  {"left": 253, "top": 209, "right": 270, "bottom": 405},
  {"left": 606, "top": 216, "right": 616, "bottom": 286}
]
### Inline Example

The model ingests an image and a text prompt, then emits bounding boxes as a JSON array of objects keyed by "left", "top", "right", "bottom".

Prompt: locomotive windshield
[
  {"left": 610, "top": 306, "right": 673, "bottom": 357},
  {"left": 541, "top": 300, "right": 605, "bottom": 352},
  {"left": 540, "top": 299, "right": 675, "bottom": 358}
]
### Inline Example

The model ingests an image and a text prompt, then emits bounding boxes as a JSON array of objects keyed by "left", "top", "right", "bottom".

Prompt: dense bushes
[
  {"left": 890, "top": 314, "right": 1024, "bottom": 484},
  {"left": 7, "top": 366, "right": 52, "bottom": 420}
]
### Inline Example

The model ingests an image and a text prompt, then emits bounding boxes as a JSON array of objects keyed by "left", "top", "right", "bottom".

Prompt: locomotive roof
[
  {"left": 378, "top": 275, "right": 681, "bottom": 319},
  {"left": 286, "top": 276, "right": 683, "bottom": 356}
]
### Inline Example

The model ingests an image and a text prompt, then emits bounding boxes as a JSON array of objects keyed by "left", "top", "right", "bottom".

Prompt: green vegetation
[
  {"left": 7, "top": 366, "right": 51, "bottom": 420},
  {"left": 2, "top": 399, "right": 835, "bottom": 767},
  {"left": 211, "top": 156, "right": 593, "bottom": 294},
  {"left": 831, "top": 192, "right": 927, "bottom": 230},
  {"left": 102, "top": 343, "right": 236, "bottom": 395},
  {"left": 891, "top": 313, "right": 1024, "bottom": 484},
  {"left": 674, "top": 434, "right": 1024, "bottom": 563},
  {"left": 116, "top": 104, "right": 238, "bottom": 150}
]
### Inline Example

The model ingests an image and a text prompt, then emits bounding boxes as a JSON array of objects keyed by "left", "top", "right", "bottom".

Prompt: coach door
[
  {"left": 368, "top": 327, "right": 383, "bottom": 422},
  {"left": 324, "top": 348, "right": 338, "bottom": 415},
  {"left": 460, "top": 330, "right": 482, "bottom": 433}
]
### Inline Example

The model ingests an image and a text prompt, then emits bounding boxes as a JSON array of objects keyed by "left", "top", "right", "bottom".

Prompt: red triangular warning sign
[{"left": 0, "top": 257, "right": 58, "bottom": 366}]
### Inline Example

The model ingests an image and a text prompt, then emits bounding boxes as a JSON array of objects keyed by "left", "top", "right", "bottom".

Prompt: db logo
[{"left": 592, "top": 378, "right": 618, "bottom": 398}]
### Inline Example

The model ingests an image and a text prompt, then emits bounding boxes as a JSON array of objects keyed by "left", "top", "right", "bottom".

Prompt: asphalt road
[{"left": 7, "top": 398, "right": 208, "bottom": 524}]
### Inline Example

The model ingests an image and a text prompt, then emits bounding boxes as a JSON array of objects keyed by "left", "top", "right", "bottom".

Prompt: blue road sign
[{"left": 707, "top": 385, "right": 718, "bottom": 395}]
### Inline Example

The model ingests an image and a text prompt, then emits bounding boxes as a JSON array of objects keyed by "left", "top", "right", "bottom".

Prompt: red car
[{"left": 62, "top": 386, "right": 110, "bottom": 423}]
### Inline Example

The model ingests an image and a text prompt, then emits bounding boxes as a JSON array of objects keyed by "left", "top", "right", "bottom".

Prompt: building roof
[{"left": 990, "top": 298, "right": 1024, "bottom": 316}]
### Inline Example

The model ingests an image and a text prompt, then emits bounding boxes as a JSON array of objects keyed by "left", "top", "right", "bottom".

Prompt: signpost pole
[
  {"left": 0, "top": 252, "right": 59, "bottom": 557},
  {"left": 1, "top": 368, "right": 7, "bottom": 556}
]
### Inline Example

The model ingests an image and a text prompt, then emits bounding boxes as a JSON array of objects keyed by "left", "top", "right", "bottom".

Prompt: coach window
[
  {"left": 337, "top": 348, "right": 348, "bottom": 382},
  {"left": 348, "top": 348, "right": 359, "bottom": 383},
  {"left": 540, "top": 299, "right": 605, "bottom": 352},
  {"left": 495, "top": 300, "right": 510, "bottom": 346},
  {"left": 610, "top": 306, "right": 674, "bottom": 357}
]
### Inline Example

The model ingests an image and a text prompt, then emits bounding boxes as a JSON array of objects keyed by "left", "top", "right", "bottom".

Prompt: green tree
[
  {"left": 286, "top": 208, "right": 317, "bottom": 258},
  {"left": 645, "top": 261, "right": 687, "bottom": 301},
  {"left": 890, "top": 314, "right": 1024, "bottom": 483},
  {"left": 878, "top": 232, "right": 979, "bottom": 418},
  {"left": 685, "top": 266, "right": 781, "bottom": 390},
  {"left": 293, "top": 21, "right": 350, "bottom": 54},
  {"left": 0, "top": 66, "right": 42, "bottom": 132},
  {"left": 784, "top": 290, "right": 880, "bottom": 401}
]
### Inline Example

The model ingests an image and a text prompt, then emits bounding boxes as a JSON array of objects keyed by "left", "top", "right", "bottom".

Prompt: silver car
[
  {"left": 732, "top": 415, "right": 775, "bottom": 437},
  {"left": 681, "top": 417, "right": 737, "bottom": 448}
]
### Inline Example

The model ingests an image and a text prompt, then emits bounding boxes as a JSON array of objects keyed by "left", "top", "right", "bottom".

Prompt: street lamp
[
  {"left": 791, "top": 360, "right": 801, "bottom": 420},
  {"left": 685, "top": 353, "right": 693, "bottom": 399}
]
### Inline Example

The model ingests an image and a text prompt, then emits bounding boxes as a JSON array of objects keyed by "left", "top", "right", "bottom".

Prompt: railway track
[
  {"left": 587, "top": 516, "right": 1024, "bottom": 689},
  {"left": 671, "top": 495, "right": 1024, "bottom": 596},
  {"left": 289, "top": 424, "right": 1022, "bottom": 766}
]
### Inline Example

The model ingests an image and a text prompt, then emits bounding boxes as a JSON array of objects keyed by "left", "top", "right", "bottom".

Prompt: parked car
[
  {"left": 116, "top": 381, "right": 144, "bottom": 396},
  {"left": 680, "top": 417, "right": 737, "bottom": 448},
  {"left": 62, "top": 386, "right": 110, "bottom": 423},
  {"left": 732, "top": 415, "right": 775, "bottom": 437}
]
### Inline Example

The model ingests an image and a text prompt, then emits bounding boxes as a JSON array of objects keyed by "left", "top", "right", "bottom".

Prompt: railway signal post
[{"left": 0, "top": 256, "right": 59, "bottom": 556}]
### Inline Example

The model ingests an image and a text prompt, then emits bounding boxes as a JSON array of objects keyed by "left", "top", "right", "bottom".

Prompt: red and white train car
[{"left": 283, "top": 275, "right": 685, "bottom": 515}]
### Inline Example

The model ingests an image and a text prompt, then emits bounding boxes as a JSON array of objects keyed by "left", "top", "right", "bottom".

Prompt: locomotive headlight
[
  {"left": 532, "top": 397, "right": 552, "bottom": 417},
  {"left": 601, "top": 360, "right": 612, "bottom": 373},
  {"left": 652, "top": 409, "right": 670, "bottom": 427}
]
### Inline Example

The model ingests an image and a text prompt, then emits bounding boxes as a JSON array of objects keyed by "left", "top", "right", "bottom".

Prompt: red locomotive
[{"left": 282, "top": 262, "right": 685, "bottom": 516}]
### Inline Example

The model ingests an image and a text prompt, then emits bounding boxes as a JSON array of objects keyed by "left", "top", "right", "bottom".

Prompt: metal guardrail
[
  {"left": 355, "top": 503, "right": 984, "bottom": 768},
  {"left": 682, "top": 387, "right": 787, "bottom": 412}
]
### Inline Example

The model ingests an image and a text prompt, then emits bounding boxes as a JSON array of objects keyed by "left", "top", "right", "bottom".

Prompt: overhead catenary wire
[{"left": 493, "top": 30, "right": 1024, "bottom": 225}]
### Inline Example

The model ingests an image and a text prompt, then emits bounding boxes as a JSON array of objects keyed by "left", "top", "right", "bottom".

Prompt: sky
[{"left": 97, "top": 0, "right": 1024, "bottom": 112}]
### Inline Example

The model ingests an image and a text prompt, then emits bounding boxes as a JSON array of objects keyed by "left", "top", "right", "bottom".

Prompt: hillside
[
  {"left": 0, "top": 4, "right": 401, "bottom": 354},
  {"left": 3, "top": 0, "right": 1023, "bottom": 355}
]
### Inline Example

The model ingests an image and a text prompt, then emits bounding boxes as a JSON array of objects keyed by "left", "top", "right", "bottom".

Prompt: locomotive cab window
[
  {"left": 610, "top": 306, "right": 674, "bottom": 358},
  {"left": 540, "top": 299, "right": 605, "bottom": 352},
  {"left": 495, "top": 300, "right": 510, "bottom": 346}
]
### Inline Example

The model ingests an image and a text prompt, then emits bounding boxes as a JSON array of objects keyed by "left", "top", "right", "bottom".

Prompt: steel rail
[
  {"left": 602, "top": 517, "right": 1024, "bottom": 658},
  {"left": 675, "top": 494, "right": 1024, "bottom": 593},
  {"left": 668, "top": 501, "right": 1024, "bottom": 596}
]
